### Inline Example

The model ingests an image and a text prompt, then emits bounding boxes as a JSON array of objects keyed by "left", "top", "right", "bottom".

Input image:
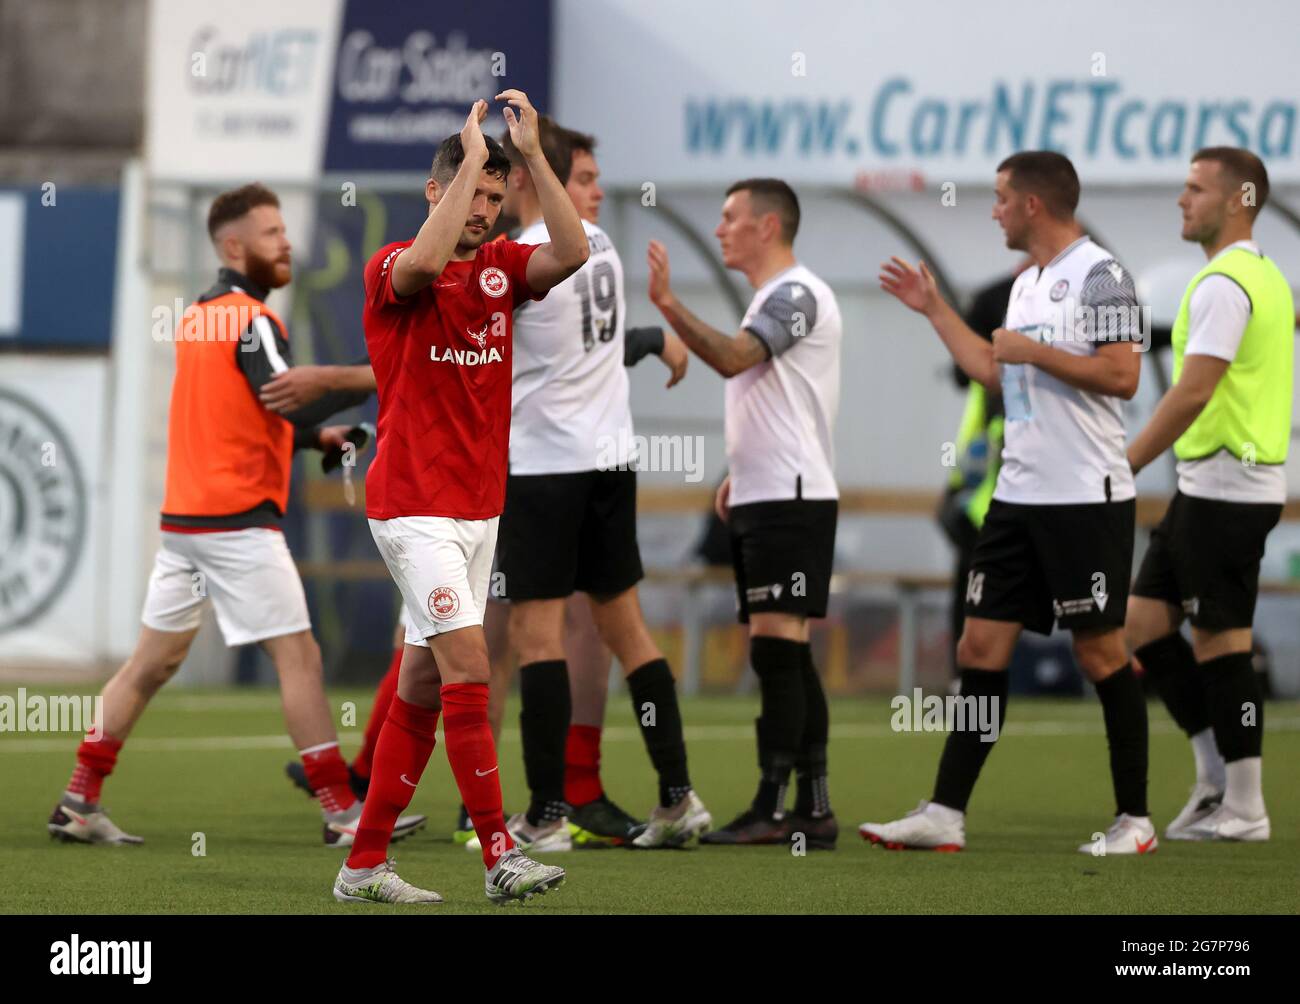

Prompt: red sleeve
[
  {"left": 498, "top": 240, "right": 546, "bottom": 308},
  {"left": 365, "top": 243, "right": 415, "bottom": 310}
]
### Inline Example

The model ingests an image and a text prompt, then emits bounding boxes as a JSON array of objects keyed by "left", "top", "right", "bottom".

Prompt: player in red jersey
[{"left": 332, "top": 92, "right": 590, "bottom": 905}]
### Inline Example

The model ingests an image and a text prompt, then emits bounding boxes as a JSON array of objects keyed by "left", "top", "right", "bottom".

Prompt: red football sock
[
  {"left": 300, "top": 741, "right": 357, "bottom": 814},
  {"left": 346, "top": 696, "right": 439, "bottom": 870},
  {"left": 66, "top": 733, "right": 124, "bottom": 804},
  {"left": 564, "top": 724, "right": 604, "bottom": 806},
  {"left": 352, "top": 647, "right": 402, "bottom": 779},
  {"left": 441, "top": 682, "right": 513, "bottom": 869}
]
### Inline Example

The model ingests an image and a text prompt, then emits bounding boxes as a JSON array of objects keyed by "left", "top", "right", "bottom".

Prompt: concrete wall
[{"left": 0, "top": 0, "right": 145, "bottom": 183}]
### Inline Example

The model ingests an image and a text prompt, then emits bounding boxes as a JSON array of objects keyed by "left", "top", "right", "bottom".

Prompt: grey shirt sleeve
[
  {"left": 1079, "top": 259, "right": 1139, "bottom": 345},
  {"left": 744, "top": 281, "right": 818, "bottom": 359}
]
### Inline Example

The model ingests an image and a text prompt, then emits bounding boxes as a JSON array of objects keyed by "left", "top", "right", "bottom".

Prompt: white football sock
[
  {"left": 1190, "top": 727, "right": 1225, "bottom": 790},
  {"left": 1223, "top": 757, "right": 1265, "bottom": 820},
  {"left": 925, "top": 801, "right": 964, "bottom": 825}
]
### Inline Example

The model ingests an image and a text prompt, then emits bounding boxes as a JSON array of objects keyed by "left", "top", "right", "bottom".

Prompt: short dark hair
[
  {"left": 207, "top": 182, "right": 280, "bottom": 240},
  {"left": 431, "top": 133, "right": 512, "bottom": 185},
  {"left": 499, "top": 116, "right": 596, "bottom": 185},
  {"left": 1192, "top": 146, "right": 1270, "bottom": 218},
  {"left": 996, "top": 151, "right": 1080, "bottom": 220},
  {"left": 725, "top": 177, "right": 800, "bottom": 243}
]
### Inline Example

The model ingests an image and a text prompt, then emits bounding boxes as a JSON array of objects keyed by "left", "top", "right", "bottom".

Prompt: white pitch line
[{"left": 3, "top": 718, "right": 1300, "bottom": 754}]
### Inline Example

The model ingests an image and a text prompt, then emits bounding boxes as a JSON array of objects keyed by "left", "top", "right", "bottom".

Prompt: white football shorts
[
  {"left": 369, "top": 515, "right": 499, "bottom": 646},
  {"left": 140, "top": 528, "right": 311, "bottom": 646}
]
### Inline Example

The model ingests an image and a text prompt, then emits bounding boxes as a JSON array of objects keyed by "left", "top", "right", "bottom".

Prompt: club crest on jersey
[
  {"left": 1049, "top": 279, "right": 1069, "bottom": 301},
  {"left": 428, "top": 586, "right": 460, "bottom": 621},
  {"left": 479, "top": 266, "right": 509, "bottom": 298}
]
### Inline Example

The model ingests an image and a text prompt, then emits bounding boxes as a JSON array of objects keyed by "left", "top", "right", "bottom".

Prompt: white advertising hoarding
[
  {"left": 0, "top": 194, "right": 23, "bottom": 337},
  {"left": 146, "top": 0, "right": 343, "bottom": 182},
  {"left": 556, "top": 0, "right": 1300, "bottom": 186},
  {"left": 0, "top": 359, "right": 110, "bottom": 665}
]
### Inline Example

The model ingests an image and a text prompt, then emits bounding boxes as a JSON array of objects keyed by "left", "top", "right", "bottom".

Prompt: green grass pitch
[{"left": 3, "top": 689, "right": 1297, "bottom": 914}]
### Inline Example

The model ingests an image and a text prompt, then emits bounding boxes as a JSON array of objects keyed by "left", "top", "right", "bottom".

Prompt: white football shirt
[
  {"left": 726, "top": 263, "right": 842, "bottom": 506},
  {"left": 996, "top": 236, "right": 1138, "bottom": 505},
  {"left": 509, "top": 219, "right": 635, "bottom": 474}
]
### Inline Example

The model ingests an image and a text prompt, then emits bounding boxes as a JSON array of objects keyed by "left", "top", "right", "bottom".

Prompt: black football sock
[
  {"left": 1135, "top": 632, "right": 1209, "bottom": 737},
  {"left": 794, "top": 642, "right": 831, "bottom": 818},
  {"left": 932, "top": 668, "right": 1008, "bottom": 812},
  {"left": 1094, "top": 663, "right": 1149, "bottom": 818},
  {"left": 1199, "top": 651, "right": 1263, "bottom": 761},
  {"left": 626, "top": 658, "right": 691, "bottom": 806},
  {"left": 518, "top": 660, "right": 571, "bottom": 826},
  {"left": 749, "top": 636, "right": 806, "bottom": 817}
]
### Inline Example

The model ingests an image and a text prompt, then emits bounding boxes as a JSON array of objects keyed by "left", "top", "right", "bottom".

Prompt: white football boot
[
  {"left": 324, "top": 801, "right": 426, "bottom": 847},
  {"left": 1078, "top": 813, "right": 1158, "bottom": 855},
  {"left": 47, "top": 797, "right": 143, "bottom": 845},
  {"left": 859, "top": 800, "right": 965, "bottom": 851},
  {"left": 465, "top": 812, "right": 572, "bottom": 853},
  {"left": 1165, "top": 783, "right": 1224, "bottom": 840},
  {"left": 1181, "top": 803, "right": 1270, "bottom": 842},
  {"left": 484, "top": 848, "right": 566, "bottom": 904},
  {"left": 333, "top": 859, "right": 442, "bottom": 904},
  {"left": 632, "top": 791, "right": 712, "bottom": 848}
]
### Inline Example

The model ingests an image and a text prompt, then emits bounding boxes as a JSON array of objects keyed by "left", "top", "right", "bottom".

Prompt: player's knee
[
  {"left": 400, "top": 671, "right": 442, "bottom": 709},
  {"left": 749, "top": 611, "right": 805, "bottom": 642},
  {"left": 956, "top": 629, "right": 1001, "bottom": 668},
  {"left": 131, "top": 656, "right": 182, "bottom": 694},
  {"left": 444, "top": 652, "right": 491, "bottom": 686},
  {"left": 292, "top": 633, "right": 323, "bottom": 673},
  {"left": 429, "top": 628, "right": 492, "bottom": 685},
  {"left": 1071, "top": 631, "right": 1126, "bottom": 677},
  {"left": 268, "top": 631, "right": 322, "bottom": 677},
  {"left": 508, "top": 604, "right": 562, "bottom": 663},
  {"left": 1124, "top": 598, "right": 1172, "bottom": 653},
  {"left": 128, "top": 633, "right": 192, "bottom": 691},
  {"left": 1123, "top": 624, "right": 1157, "bottom": 660}
]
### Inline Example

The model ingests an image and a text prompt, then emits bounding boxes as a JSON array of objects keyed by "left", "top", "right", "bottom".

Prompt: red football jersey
[{"left": 364, "top": 237, "right": 544, "bottom": 520}]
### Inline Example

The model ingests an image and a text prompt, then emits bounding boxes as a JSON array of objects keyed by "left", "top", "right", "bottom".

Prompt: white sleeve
[{"left": 1184, "top": 274, "right": 1251, "bottom": 362}]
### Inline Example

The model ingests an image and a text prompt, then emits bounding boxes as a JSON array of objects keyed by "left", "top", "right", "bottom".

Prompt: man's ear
[
  {"left": 426, "top": 177, "right": 441, "bottom": 207},
  {"left": 1223, "top": 180, "right": 1247, "bottom": 219},
  {"left": 212, "top": 227, "right": 239, "bottom": 268},
  {"left": 509, "top": 164, "right": 530, "bottom": 191}
]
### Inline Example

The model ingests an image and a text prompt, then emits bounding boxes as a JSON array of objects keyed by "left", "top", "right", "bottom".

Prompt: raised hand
[
  {"left": 647, "top": 239, "right": 673, "bottom": 308},
  {"left": 496, "top": 89, "right": 539, "bottom": 158},
  {"left": 879, "top": 256, "right": 940, "bottom": 316},
  {"left": 461, "top": 99, "right": 488, "bottom": 162}
]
